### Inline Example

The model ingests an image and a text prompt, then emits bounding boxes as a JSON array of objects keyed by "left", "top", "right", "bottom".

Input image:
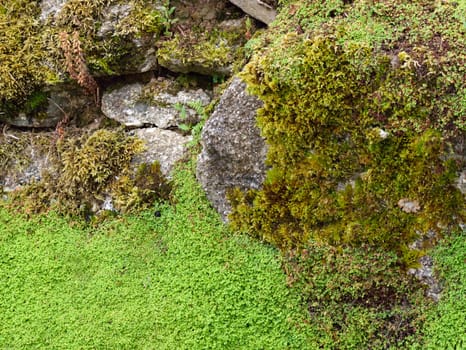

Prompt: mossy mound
[
  {"left": 229, "top": 0, "right": 465, "bottom": 263},
  {"left": 228, "top": 1, "right": 465, "bottom": 346}
]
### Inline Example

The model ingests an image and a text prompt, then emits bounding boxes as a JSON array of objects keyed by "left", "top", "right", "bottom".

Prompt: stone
[
  {"left": 229, "top": 0, "right": 277, "bottom": 24},
  {"left": 397, "top": 198, "right": 421, "bottom": 213},
  {"left": 101, "top": 82, "right": 211, "bottom": 129},
  {"left": 456, "top": 168, "right": 466, "bottom": 194},
  {"left": 96, "top": 4, "right": 133, "bottom": 38},
  {"left": 39, "top": 0, "right": 67, "bottom": 21},
  {"left": 0, "top": 131, "right": 54, "bottom": 192},
  {"left": 129, "top": 128, "right": 192, "bottom": 176},
  {"left": 452, "top": 139, "right": 465, "bottom": 194},
  {"left": 408, "top": 255, "right": 442, "bottom": 302},
  {"left": 196, "top": 77, "right": 268, "bottom": 220},
  {"left": 4, "top": 83, "right": 98, "bottom": 128}
]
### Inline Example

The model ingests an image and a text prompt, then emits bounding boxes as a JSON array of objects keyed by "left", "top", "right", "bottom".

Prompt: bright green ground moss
[
  {"left": 411, "top": 228, "right": 466, "bottom": 349},
  {"left": 1, "top": 162, "right": 463, "bottom": 349},
  {"left": 0, "top": 163, "right": 313, "bottom": 349}
]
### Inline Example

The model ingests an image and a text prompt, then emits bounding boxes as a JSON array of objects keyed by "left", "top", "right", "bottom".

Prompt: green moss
[
  {"left": 229, "top": 1, "right": 465, "bottom": 264},
  {"left": 8, "top": 129, "right": 169, "bottom": 217},
  {"left": 0, "top": 1, "right": 52, "bottom": 106},
  {"left": 111, "top": 162, "right": 171, "bottom": 213},
  {"left": 23, "top": 90, "right": 48, "bottom": 114},
  {"left": 283, "top": 242, "right": 429, "bottom": 348},
  {"left": 157, "top": 26, "right": 247, "bottom": 76}
]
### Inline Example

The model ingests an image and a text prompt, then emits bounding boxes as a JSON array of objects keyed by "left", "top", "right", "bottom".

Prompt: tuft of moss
[
  {"left": 111, "top": 162, "right": 171, "bottom": 213},
  {"left": 0, "top": 1, "right": 52, "bottom": 107}
]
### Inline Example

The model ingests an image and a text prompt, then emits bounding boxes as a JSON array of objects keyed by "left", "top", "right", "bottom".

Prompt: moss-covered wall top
[
  {"left": 0, "top": 0, "right": 251, "bottom": 124},
  {"left": 229, "top": 0, "right": 465, "bottom": 265},
  {"left": 0, "top": 0, "right": 166, "bottom": 117}
]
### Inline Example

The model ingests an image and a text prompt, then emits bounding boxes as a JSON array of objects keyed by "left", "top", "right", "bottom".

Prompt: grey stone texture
[
  {"left": 130, "top": 128, "right": 192, "bottom": 176},
  {"left": 101, "top": 82, "right": 211, "bottom": 129},
  {"left": 229, "top": 0, "right": 277, "bottom": 24},
  {"left": 196, "top": 77, "right": 268, "bottom": 220}
]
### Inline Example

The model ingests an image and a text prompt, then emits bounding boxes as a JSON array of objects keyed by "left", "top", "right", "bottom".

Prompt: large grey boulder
[
  {"left": 229, "top": 0, "right": 277, "bottom": 24},
  {"left": 197, "top": 77, "right": 268, "bottom": 219},
  {"left": 101, "top": 82, "right": 211, "bottom": 129}
]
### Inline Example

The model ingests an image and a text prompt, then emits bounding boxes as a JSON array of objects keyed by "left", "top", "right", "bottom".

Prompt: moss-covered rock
[
  {"left": 155, "top": 0, "right": 252, "bottom": 76},
  {"left": 228, "top": 0, "right": 465, "bottom": 264},
  {"left": 5, "top": 129, "right": 170, "bottom": 217},
  {"left": 157, "top": 18, "right": 249, "bottom": 76},
  {"left": 0, "top": 0, "right": 171, "bottom": 124}
]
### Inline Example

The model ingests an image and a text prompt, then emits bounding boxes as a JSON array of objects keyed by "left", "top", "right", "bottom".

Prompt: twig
[{"left": 3, "top": 124, "right": 19, "bottom": 140}]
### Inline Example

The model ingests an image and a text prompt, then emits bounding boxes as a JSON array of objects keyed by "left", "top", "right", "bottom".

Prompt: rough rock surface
[
  {"left": 453, "top": 140, "right": 466, "bottom": 194},
  {"left": 457, "top": 168, "right": 466, "bottom": 194},
  {"left": 408, "top": 255, "right": 442, "bottom": 302},
  {"left": 39, "top": 0, "right": 67, "bottom": 21},
  {"left": 407, "top": 232, "right": 444, "bottom": 302},
  {"left": 129, "top": 128, "right": 191, "bottom": 176},
  {"left": 229, "top": 0, "right": 277, "bottom": 24},
  {"left": 0, "top": 132, "right": 54, "bottom": 192},
  {"left": 4, "top": 84, "right": 97, "bottom": 128},
  {"left": 96, "top": 4, "right": 133, "bottom": 38},
  {"left": 197, "top": 77, "right": 267, "bottom": 219},
  {"left": 101, "top": 83, "right": 211, "bottom": 128},
  {"left": 3, "top": 112, "right": 59, "bottom": 129}
]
